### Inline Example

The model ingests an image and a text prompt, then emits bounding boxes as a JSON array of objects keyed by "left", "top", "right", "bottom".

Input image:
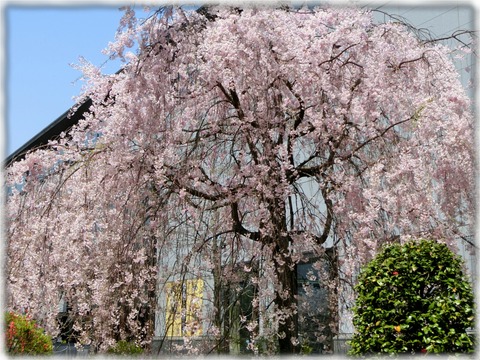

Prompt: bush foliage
[
  {"left": 349, "top": 239, "right": 475, "bottom": 355},
  {"left": 106, "top": 339, "right": 144, "bottom": 355},
  {"left": 5, "top": 311, "right": 53, "bottom": 355}
]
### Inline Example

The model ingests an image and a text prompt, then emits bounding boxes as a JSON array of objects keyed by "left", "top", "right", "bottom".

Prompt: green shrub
[
  {"left": 349, "top": 239, "right": 475, "bottom": 355},
  {"left": 107, "top": 339, "right": 144, "bottom": 355},
  {"left": 5, "top": 311, "right": 53, "bottom": 355}
]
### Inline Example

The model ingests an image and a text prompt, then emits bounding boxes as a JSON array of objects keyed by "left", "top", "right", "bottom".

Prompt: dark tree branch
[{"left": 231, "top": 202, "right": 260, "bottom": 241}]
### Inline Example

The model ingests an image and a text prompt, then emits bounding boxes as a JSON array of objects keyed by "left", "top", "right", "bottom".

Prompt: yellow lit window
[{"left": 165, "top": 279, "right": 204, "bottom": 337}]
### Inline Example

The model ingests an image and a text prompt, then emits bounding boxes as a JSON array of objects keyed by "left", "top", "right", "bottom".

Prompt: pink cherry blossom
[{"left": 5, "top": 5, "right": 474, "bottom": 355}]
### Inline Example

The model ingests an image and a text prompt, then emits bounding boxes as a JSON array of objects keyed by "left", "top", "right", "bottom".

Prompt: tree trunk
[
  {"left": 212, "top": 237, "right": 230, "bottom": 354},
  {"left": 273, "top": 236, "right": 299, "bottom": 354}
]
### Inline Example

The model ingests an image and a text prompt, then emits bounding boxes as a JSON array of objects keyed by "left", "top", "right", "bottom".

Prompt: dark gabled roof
[
  {"left": 5, "top": 66, "right": 128, "bottom": 168},
  {"left": 4, "top": 98, "right": 92, "bottom": 167}
]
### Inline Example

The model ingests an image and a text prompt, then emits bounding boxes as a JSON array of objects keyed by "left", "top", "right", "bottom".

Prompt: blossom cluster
[{"left": 5, "top": 5, "right": 474, "bottom": 353}]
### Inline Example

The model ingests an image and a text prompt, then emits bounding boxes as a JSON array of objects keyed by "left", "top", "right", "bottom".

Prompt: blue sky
[
  {"left": 3, "top": 2, "right": 476, "bottom": 158},
  {"left": 5, "top": 5, "right": 127, "bottom": 156}
]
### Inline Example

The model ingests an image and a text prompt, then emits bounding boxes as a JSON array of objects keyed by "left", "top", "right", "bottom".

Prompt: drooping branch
[{"left": 231, "top": 202, "right": 260, "bottom": 241}]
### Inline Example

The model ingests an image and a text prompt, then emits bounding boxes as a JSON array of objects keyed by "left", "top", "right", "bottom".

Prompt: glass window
[{"left": 165, "top": 279, "right": 204, "bottom": 337}]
